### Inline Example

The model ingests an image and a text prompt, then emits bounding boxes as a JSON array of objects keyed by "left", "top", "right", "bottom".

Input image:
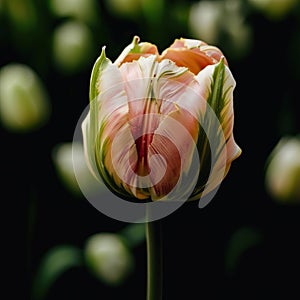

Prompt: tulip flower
[
  {"left": 265, "top": 136, "right": 300, "bottom": 203},
  {"left": 84, "top": 233, "right": 134, "bottom": 285},
  {"left": 82, "top": 36, "right": 241, "bottom": 203}
]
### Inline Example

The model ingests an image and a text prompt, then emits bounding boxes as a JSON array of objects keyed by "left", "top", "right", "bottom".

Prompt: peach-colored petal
[
  {"left": 170, "top": 38, "right": 227, "bottom": 65},
  {"left": 168, "top": 38, "right": 208, "bottom": 49},
  {"left": 200, "top": 45, "right": 228, "bottom": 66},
  {"left": 114, "top": 36, "right": 159, "bottom": 66},
  {"left": 160, "top": 48, "right": 214, "bottom": 75},
  {"left": 160, "top": 38, "right": 227, "bottom": 74},
  {"left": 148, "top": 133, "right": 181, "bottom": 199},
  {"left": 101, "top": 111, "right": 145, "bottom": 199}
]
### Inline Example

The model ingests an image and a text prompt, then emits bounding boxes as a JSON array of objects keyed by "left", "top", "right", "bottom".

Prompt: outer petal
[
  {"left": 82, "top": 47, "right": 113, "bottom": 180},
  {"left": 83, "top": 48, "right": 136, "bottom": 198},
  {"left": 191, "top": 59, "right": 241, "bottom": 199}
]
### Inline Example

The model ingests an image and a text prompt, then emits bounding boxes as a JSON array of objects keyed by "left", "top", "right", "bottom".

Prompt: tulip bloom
[{"left": 82, "top": 36, "right": 241, "bottom": 202}]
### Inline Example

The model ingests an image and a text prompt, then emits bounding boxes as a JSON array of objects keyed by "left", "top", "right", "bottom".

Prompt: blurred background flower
[
  {"left": 49, "top": 0, "right": 98, "bottom": 23},
  {"left": 265, "top": 135, "right": 300, "bottom": 203},
  {"left": 52, "top": 20, "right": 95, "bottom": 74},
  {"left": 84, "top": 233, "right": 134, "bottom": 286},
  {"left": 0, "top": 63, "right": 51, "bottom": 132},
  {"left": 31, "top": 223, "right": 145, "bottom": 300},
  {"left": 189, "top": 0, "right": 253, "bottom": 60}
]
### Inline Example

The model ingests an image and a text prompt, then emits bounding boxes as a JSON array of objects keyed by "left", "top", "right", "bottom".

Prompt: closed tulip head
[{"left": 82, "top": 36, "right": 241, "bottom": 203}]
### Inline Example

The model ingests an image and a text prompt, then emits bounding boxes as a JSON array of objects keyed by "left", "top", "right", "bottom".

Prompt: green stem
[{"left": 146, "top": 218, "right": 163, "bottom": 300}]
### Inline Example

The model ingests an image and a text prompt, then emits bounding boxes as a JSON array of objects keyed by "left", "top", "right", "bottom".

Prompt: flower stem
[{"left": 146, "top": 218, "right": 163, "bottom": 300}]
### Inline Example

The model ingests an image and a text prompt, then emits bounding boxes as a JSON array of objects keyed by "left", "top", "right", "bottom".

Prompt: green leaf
[
  {"left": 31, "top": 245, "right": 83, "bottom": 300},
  {"left": 224, "top": 227, "right": 263, "bottom": 276}
]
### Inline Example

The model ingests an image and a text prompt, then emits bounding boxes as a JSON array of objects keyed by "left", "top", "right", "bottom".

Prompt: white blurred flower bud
[
  {"left": 52, "top": 21, "right": 94, "bottom": 73},
  {"left": 265, "top": 136, "right": 300, "bottom": 203},
  {"left": 0, "top": 63, "right": 50, "bottom": 132},
  {"left": 84, "top": 233, "right": 134, "bottom": 285},
  {"left": 189, "top": 0, "right": 252, "bottom": 59},
  {"left": 49, "top": 0, "right": 97, "bottom": 23},
  {"left": 248, "top": 0, "right": 297, "bottom": 20},
  {"left": 189, "top": 1, "right": 223, "bottom": 44}
]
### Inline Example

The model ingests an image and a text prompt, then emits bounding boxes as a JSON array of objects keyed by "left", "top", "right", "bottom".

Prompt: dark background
[{"left": 1, "top": 0, "right": 299, "bottom": 299}]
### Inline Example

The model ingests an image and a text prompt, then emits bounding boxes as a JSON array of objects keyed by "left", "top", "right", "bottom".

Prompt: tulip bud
[
  {"left": 189, "top": 1, "right": 223, "bottom": 44},
  {"left": 84, "top": 233, "right": 134, "bottom": 285},
  {"left": 82, "top": 36, "right": 241, "bottom": 204},
  {"left": 189, "top": 0, "right": 252, "bottom": 60},
  {"left": 52, "top": 21, "right": 94, "bottom": 73},
  {"left": 265, "top": 136, "right": 300, "bottom": 203},
  {"left": 0, "top": 63, "right": 50, "bottom": 132},
  {"left": 49, "top": 0, "right": 97, "bottom": 23}
]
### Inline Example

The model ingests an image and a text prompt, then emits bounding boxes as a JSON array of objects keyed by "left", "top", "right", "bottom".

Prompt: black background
[{"left": 1, "top": 0, "right": 300, "bottom": 299}]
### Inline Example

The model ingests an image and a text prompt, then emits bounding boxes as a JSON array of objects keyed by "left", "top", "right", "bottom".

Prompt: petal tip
[{"left": 132, "top": 36, "right": 140, "bottom": 45}]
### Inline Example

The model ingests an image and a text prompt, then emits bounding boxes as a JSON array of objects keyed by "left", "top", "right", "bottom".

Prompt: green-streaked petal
[
  {"left": 92, "top": 56, "right": 157, "bottom": 199},
  {"left": 153, "top": 58, "right": 206, "bottom": 121},
  {"left": 95, "top": 113, "right": 140, "bottom": 199},
  {"left": 191, "top": 59, "right": 241, "bottom": 199},
  {"left": 82, "top": 109, "right": 99, "bottom": 180},
  {"left": 83, "top": 46, "right": 128, "bottom": 183},
  {"left": 89, "top": 46, "right": 111, "bottom": 102},
  {"left": 82, "top": 47, "right": 111, "bottom": 179}
]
